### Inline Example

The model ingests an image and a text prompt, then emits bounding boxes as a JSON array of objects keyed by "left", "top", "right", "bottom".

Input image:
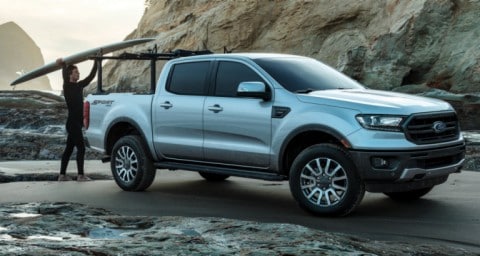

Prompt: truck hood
[{"left": 298, "top": 89, "right": 453, "bottom": 114}]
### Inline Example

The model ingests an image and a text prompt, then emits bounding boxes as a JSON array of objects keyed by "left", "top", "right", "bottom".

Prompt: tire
[
  {"left": 110, "top": 135, "right": 156, "bottom": 191},
  {"left": 198, "top": 171, "right": 230, "bottom": 182},
  {"left": 384, "top": 187, "right": 433, "bottom": 201},
  {"left": 289, "top": 144, "right": 365, "bottom": 217}
]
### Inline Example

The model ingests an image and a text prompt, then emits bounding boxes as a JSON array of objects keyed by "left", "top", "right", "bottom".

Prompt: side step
[{"left": 154, "top": 162, "right": 287, "bottom": 181}]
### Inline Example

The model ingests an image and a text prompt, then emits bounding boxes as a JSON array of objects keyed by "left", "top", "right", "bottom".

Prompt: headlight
[{"left": 356, "top": 115, "right": 405, "bottom": 132}]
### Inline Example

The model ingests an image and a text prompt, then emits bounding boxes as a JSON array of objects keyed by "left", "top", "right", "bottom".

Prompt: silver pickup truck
[{"left": 84, "top": 51, "right": 465, "bottom": 216}]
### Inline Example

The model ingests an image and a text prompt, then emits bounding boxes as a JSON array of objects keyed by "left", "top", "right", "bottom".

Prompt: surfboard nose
[{"left": 10, "top": 38, "right": 156, "bottom": 86}]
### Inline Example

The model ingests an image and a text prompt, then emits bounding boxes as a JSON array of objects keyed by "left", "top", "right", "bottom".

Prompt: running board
[{"left": 154, "top": 162, "right": 287, "bottom": 181}]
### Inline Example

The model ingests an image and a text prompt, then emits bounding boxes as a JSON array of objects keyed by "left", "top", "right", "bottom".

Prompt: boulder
[
  {"left": 90, "top": 1, "right": 480, "bottom": 130},
  {"left": 97, "top": 1, "right": 479, "bottom": 94}
]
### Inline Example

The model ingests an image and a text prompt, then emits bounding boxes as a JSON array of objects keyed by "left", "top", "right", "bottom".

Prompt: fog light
[{"left": 372, "top": 157, "right": 389, "bottom": 168}]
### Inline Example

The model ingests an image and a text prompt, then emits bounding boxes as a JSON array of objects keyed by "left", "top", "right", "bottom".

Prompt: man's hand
[{"left": 56, "top": 58, "right": 64, "bottom": 66}]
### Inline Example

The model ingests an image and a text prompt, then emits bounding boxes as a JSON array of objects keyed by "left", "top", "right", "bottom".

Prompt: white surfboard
[{"left": 11, "top": 38, "right": 155, "bottom": 86}]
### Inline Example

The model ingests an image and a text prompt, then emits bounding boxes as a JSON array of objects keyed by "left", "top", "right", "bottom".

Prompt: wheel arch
[
  {"left": 278, "top": 125, "right": 351, "bottom": 176},
  {"left": 104, "top": 117, "right": 152, "bottom": 158}
]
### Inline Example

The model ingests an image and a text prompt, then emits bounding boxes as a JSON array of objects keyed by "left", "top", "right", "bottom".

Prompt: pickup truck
[{"left": 84, "top": 50, "right": 465, "bottom": 216}]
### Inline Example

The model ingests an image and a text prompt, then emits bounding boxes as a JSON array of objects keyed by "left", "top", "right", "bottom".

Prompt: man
[{"left": 56, "top": 58, "right": 97, "bottom": 181}]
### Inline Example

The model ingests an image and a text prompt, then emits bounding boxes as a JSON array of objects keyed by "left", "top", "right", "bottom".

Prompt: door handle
[
  {"left": 160, "top": 101, "right": 173, "bottom": 109},
  {"left": 208, "top": 104, "right": 223, "bottom": 113}
]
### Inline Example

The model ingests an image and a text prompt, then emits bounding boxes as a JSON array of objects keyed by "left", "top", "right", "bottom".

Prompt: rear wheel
[
  {"left": 198, "top": 172, "right": 230, "bottom": 182},
  {"left": 289, "top": 144, "right": 364, "bottom": 217},
  {"left": 111, "top": 135, "right": 155, "bottom": 191},
  {"left": 384, "top": 187, "right": 433, "bottom": 201}
]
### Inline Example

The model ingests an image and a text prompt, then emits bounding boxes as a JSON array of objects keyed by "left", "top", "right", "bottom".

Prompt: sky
[{"left": 0, "top": 0, "right": 146, "bottom": 91}]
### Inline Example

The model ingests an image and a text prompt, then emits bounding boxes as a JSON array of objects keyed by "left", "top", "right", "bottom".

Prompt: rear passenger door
[
  {"left": 203, "top": 61, "right": 273, "bottom": 168},
  {"left": 152, "top": 61, "right": 210, "bottom": 161}
]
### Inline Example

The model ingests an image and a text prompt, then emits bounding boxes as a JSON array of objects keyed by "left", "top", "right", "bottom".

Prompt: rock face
[
  {"left": 0, "top": 22, "right": 51, "bottom": 91},
  {"left": 98, "top": 0, "right": 480, "bottom": 128}
]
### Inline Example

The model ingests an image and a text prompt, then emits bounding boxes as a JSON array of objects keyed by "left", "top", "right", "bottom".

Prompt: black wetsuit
[{"left": 60, "top": 62, "right": 97, "bottom": 175}]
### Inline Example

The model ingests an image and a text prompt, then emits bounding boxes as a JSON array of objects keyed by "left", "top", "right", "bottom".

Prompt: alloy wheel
[
  {"left": 300, "top": 157, "right": 348, "bottom": 207},
  {"left": 114, "top": 145, "right": 139, "bottom": 184}
]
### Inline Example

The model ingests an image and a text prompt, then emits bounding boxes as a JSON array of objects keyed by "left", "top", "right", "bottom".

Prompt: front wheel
[
  {"left": 111, "top": 135, "right": 156, "bottom": 191},
  {"left": 289, "top": 144, "right": 365, "bottom": 217}
]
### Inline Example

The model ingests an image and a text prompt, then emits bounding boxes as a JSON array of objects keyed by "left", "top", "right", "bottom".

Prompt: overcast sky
[{"left": 0, "top": 0, "right": 145, "bottom": 90}]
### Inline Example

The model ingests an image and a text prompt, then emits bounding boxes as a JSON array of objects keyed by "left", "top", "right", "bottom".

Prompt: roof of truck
[{"left": 173, "top": 52, "right": 309, "bottom": 62}]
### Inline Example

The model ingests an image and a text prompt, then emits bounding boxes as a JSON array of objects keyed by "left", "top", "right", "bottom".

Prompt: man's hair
[{"left": 66, "top": 65, "right": 78, "bottom": 75}]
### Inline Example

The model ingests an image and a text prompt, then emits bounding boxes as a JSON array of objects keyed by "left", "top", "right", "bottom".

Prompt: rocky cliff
[
  {"left": 0, "top": 22, "right": 51, "bottom": 91},
  {"left": 98, "top": 0, "right": 480, "bottom": 128}
]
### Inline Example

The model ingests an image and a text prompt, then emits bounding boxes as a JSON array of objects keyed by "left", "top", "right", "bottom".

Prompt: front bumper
[{"left": 350, "top": 142, "right": 465, "bottom": 192}]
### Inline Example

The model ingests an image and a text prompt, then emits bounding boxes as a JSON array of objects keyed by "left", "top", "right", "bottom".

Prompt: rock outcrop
[
  {"left": 0, "top": 202, "right": 476, "bottom": 255},
  {"left": 97, "top": 0, "right": 480, "bottom": 128},
  {"left": 0, "top": 22, "right": 51, "bottom": 91},
  {"left": 0, "top": 91, "right": 100, "bottom": 160}
]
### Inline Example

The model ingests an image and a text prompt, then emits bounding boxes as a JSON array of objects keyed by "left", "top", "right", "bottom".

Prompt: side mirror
[{"left": 237, "top": 81, "right": 271, "bottom": 101}]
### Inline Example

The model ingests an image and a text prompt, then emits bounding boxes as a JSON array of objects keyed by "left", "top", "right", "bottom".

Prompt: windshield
[{"left": 253, "top": 57, "right": 364, "bottom": 93}]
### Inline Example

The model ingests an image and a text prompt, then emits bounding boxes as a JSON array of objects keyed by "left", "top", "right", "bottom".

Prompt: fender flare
[
  {"left": 278, "top": 124, "right": 351, "bottom": 171},
  {"left": 104, "top": 117, "right": 153, "bottom": 158}
]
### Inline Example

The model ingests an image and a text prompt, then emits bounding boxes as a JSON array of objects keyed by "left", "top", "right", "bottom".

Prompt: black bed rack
[
  {"left": 99, "top": 48, "right": 213, "bottom": 61},
  {"left": 91, "top": 46, "right": 213, "bottom": 94}
]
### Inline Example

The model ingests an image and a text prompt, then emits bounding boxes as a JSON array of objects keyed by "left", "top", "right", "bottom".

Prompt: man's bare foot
[
  {"left": 58, "top": 175, "right": 72, "bottom": 181},
  {"left": 77, "top": 175, "right": 92, "bottom": 182}
]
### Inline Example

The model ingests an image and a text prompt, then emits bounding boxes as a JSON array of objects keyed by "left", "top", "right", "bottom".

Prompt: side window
[
  {"left": 215, "top": 61, "right": 265, "bottom": 97},
  {"left": 168, "top": 61, "right": 210, "bottom": 95}
]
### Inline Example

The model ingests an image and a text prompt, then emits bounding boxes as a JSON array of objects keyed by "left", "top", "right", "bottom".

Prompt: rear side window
[
  {"left": 215, "top": 61, "right": 265, "bottom": 97},
  {"left": 168, "top": 61, "right": 210, "bottom": 95}
]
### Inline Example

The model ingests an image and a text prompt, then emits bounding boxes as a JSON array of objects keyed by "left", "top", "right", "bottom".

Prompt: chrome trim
[{"left": 397, "top": 159, "right": 464, "bottom": 182}]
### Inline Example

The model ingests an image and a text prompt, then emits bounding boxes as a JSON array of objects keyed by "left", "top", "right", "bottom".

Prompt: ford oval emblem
[{"left": 432, "top": 121, "right": 447, "bottom": 133}]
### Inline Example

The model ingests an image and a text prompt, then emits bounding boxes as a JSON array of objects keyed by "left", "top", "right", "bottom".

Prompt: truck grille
[{"left": 404, "top": 112, "right": 460, "bottom": 144}]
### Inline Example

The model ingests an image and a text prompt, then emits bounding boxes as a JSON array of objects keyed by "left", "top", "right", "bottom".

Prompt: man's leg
[
  {"left": 71, "top": 128, "right": 90, "bottom": 181},
  {"left": 59, "top": 133, "right": 74, "bottom": 181},
  {"left": 75, "top": 132, "right": 85, "bottom": 175}
]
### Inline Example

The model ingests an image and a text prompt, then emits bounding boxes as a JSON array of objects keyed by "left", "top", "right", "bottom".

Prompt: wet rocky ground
[
  {"left": 0, "top": 202, "right": 477, "bottom": 256},
  {"left": 463, "top": 131, "right": 480, "bottom": 171}
]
